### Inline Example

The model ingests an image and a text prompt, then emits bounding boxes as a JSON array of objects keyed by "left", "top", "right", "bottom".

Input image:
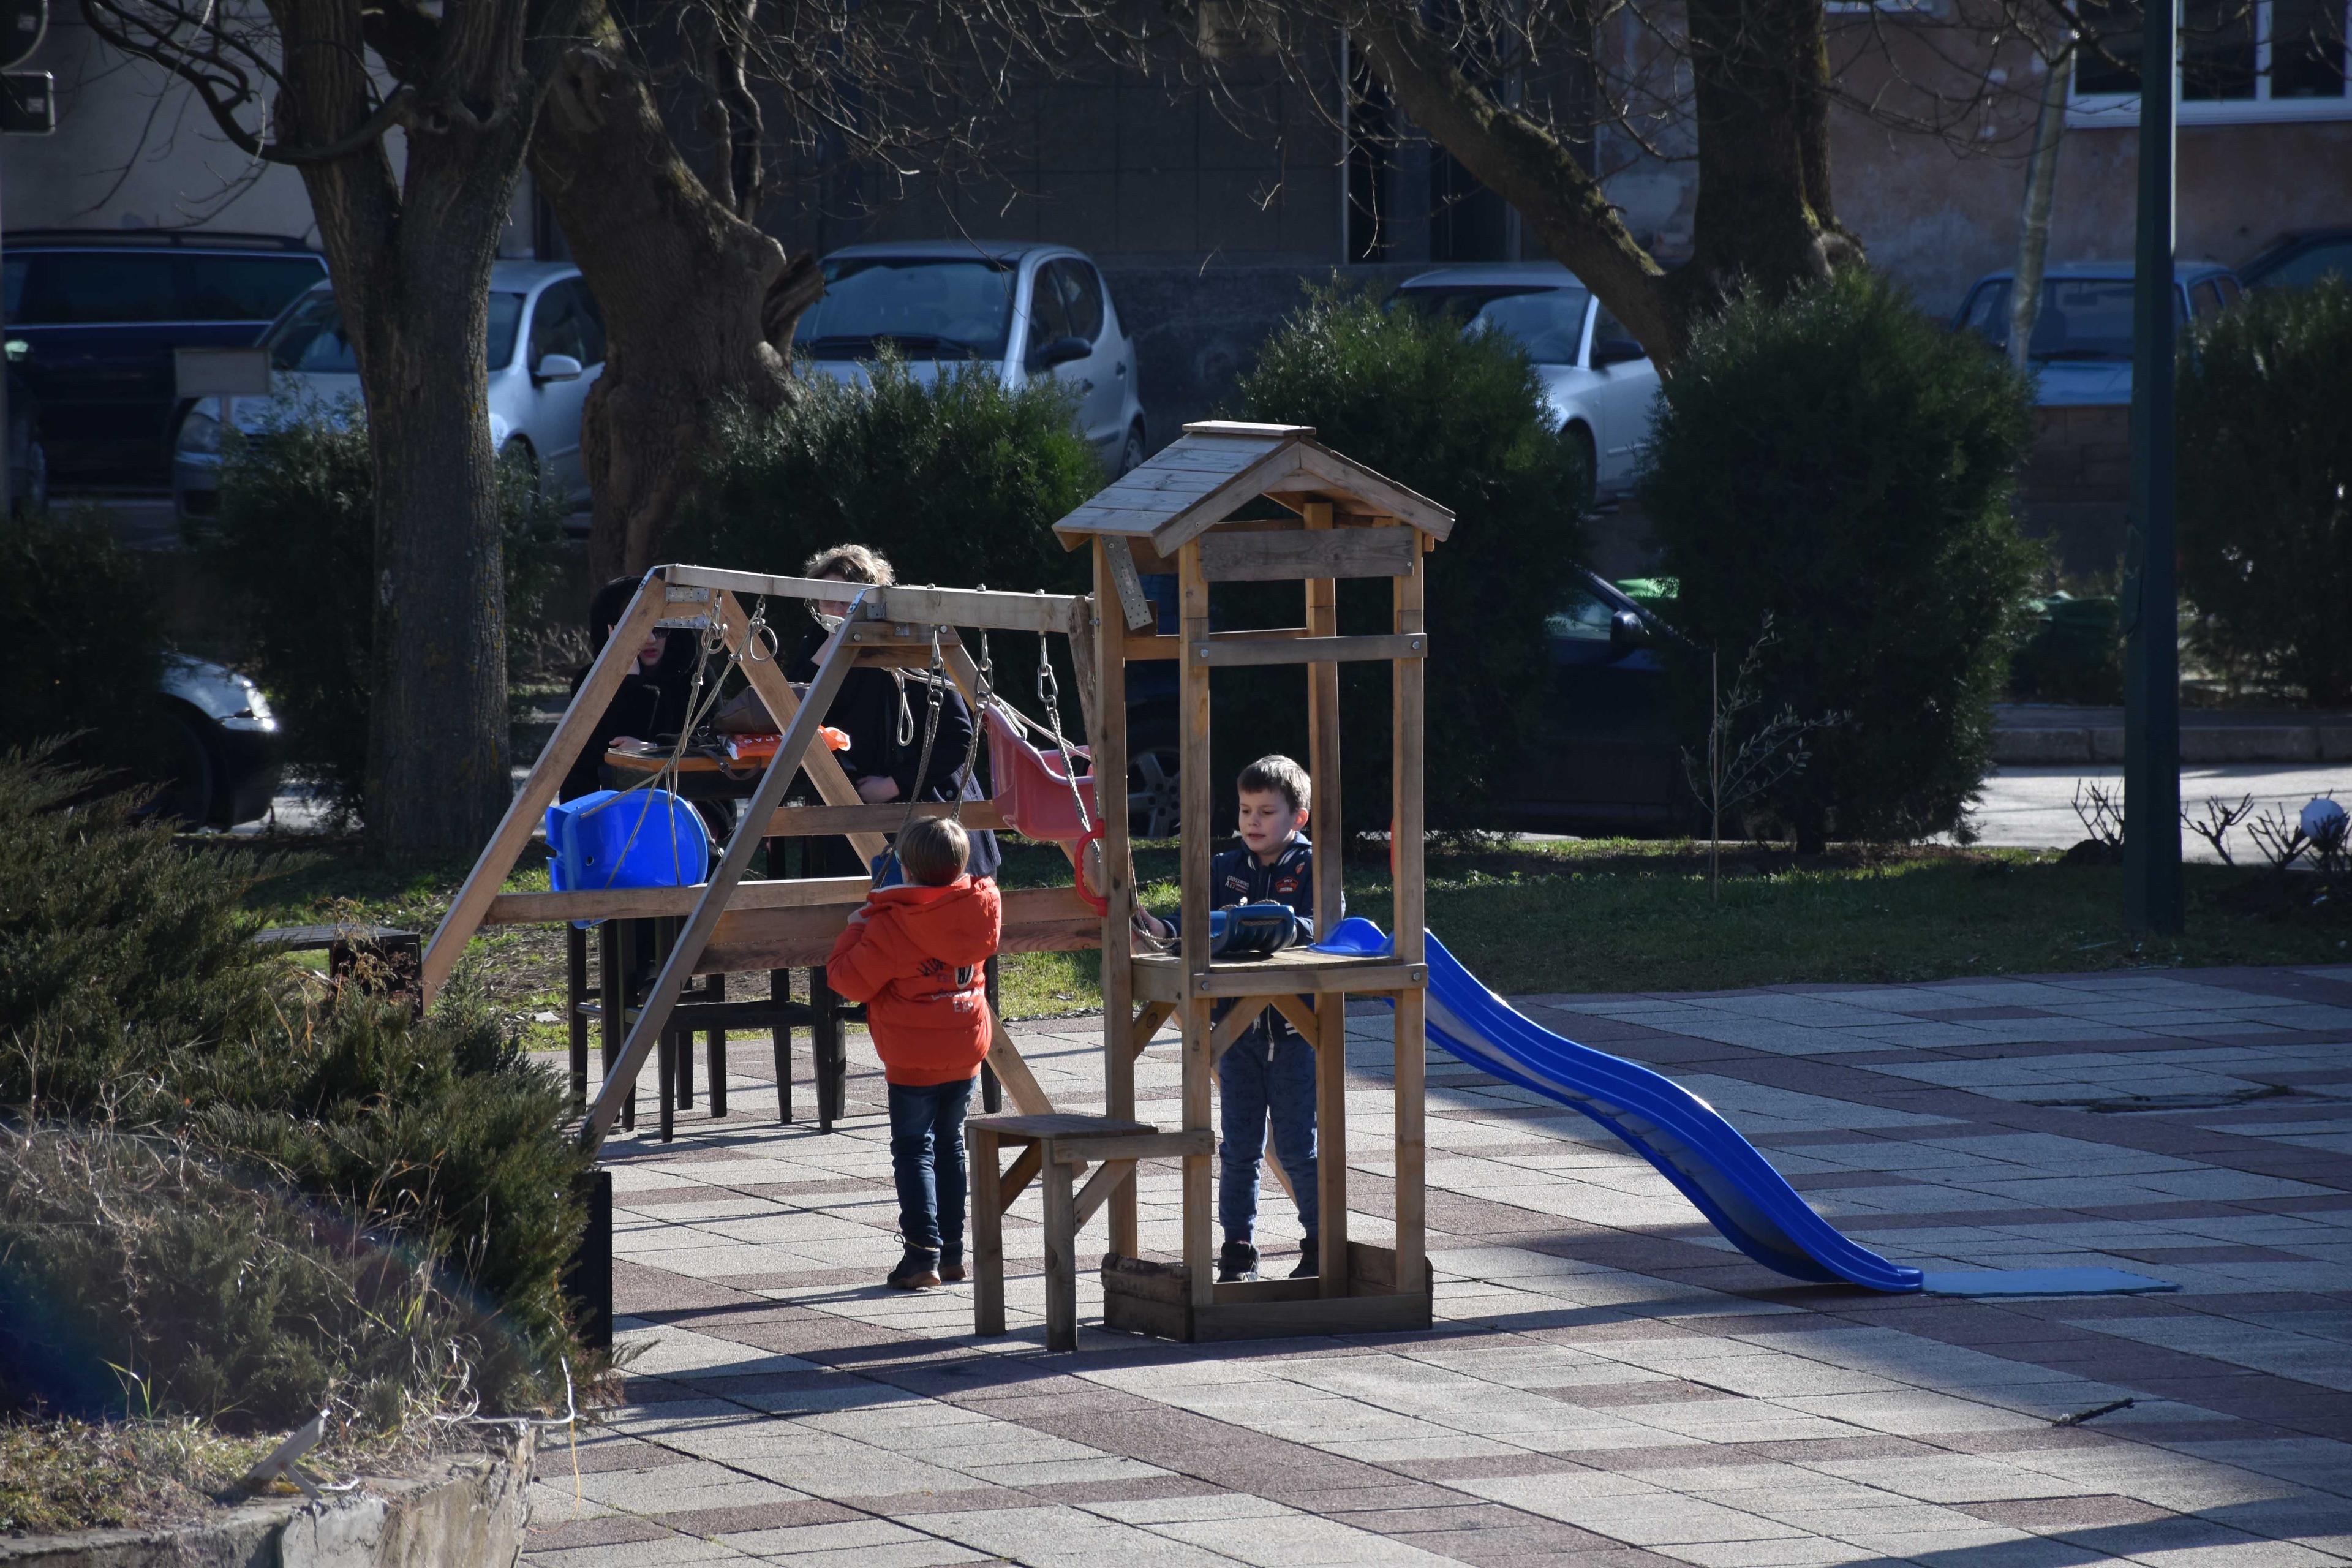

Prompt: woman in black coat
[{"left": 560, "top": 576, "right": 701, "bottom": 802}]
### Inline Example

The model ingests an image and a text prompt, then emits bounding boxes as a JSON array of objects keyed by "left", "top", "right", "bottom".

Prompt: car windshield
[
  {"left": 265, "top": 288, "right": 524, "bottom": 372},
  {"left": 2258, "top": 239, "right": 2352, "bottom": 289},
  {"left": 1959, "top": 277, "right": 2187, "bottom": 361},
  {"left": 1390, "top": 284, "right": 1591, "bottom": 364},
  {"left": 794, "top": 257, "right": 1015, "bottom": 361}
]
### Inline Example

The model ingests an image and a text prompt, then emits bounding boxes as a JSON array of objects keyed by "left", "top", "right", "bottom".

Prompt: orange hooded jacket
[{"left": 824, "top": 875, "right": 1002, "bottom": 1086}]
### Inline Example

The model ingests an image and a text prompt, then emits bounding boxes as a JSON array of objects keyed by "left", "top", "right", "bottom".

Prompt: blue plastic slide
[{"left": 1318, "top": 920, "right": 2177, "bottom": 1297}]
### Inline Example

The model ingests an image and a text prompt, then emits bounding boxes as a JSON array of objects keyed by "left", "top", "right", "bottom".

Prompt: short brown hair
[
  {"left": 803, "top": 543, "right": 895, "bottom": 586},
  {"left": 1237, "top": 755, "right": 1311, "bottom": 816},
  {"left": 895, "top": 816, "right": 969, "bottom": 886}
]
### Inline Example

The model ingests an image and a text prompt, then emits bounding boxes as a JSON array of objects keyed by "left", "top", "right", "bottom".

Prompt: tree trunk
[
  {"left": 269, "top": 0, "right": 543, "bottom": 862},
  {"left": 2009, "top": 40, "right": 2073, "bottom": 369},
  {"left": 533, "top": 40, "right": 823, "bottom": 580}
]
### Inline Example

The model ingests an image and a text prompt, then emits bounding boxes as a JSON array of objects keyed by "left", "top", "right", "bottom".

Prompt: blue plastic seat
[{"left": 545, "top": 790, "right": 710, "bottom": 923}]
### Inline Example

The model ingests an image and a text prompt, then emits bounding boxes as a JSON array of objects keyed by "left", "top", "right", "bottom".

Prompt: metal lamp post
[{"left": 2122, "top": 0, "right": 2182, "bottom": 933}]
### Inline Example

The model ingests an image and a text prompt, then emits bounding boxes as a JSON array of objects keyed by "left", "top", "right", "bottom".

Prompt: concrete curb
[
  {"left": 1994, "top": 712, "right": 2352, "bottom": 767},
  {"left": 0, "top": 1432, "right": 534, "bottom": 1568}
]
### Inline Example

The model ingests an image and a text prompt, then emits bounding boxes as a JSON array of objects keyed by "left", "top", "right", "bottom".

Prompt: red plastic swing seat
[{"left": 984, "top": 707, "right": 1099, "bottom": 843}]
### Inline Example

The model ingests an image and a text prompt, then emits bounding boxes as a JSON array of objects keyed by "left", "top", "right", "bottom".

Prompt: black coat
[{"left": 560, "top": 635, "right": 699, "bottom": 802}]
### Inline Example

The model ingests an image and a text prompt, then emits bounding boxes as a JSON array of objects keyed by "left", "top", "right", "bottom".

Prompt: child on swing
[{"left": 824, "top": 815, "right": 1003, "bottom": 1291}]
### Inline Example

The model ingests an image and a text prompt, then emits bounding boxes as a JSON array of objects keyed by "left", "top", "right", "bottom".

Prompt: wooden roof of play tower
[{"left": 1051, "top": 421, "right": 1454, "bottom": 552}]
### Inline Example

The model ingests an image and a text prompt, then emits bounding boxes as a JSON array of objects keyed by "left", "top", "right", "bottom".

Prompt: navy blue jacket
[{"left": 1171, "top": 834, "right": 1329, "bottom": 1049}]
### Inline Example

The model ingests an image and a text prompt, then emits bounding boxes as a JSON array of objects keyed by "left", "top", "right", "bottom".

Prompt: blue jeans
[
  {"left": 888, "top": 1076, "right": 973, "bottom": 1261},
  {"left": 1218, "top": 1025, "right": 1318, "bottom": 1245}
]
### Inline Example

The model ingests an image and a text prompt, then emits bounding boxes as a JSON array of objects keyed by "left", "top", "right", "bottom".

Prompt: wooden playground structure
[{"left": 420, "top": 420, "right": 1452, "bottom": 1347}]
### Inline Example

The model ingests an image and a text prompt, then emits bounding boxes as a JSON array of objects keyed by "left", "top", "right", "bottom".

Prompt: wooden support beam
[
  {"left": 659, "top": 567, "right": 1087, "bottom": 635},
  {"left": 1000, "top": 1143, "right": 1043, "bottom": 1208},
  {"left": 1178, "top": 540, "right": 1215, "bottom": 1310},
  {"left": 1192, "top": 633, "right": 1425, "bottom": 669},
  {"left": 1210, "top": 999, "right": 1272, "bottom": 1061},
  {"left": 421, "top": 572, "right": 667, "bottom": 1003},
  {"left": 973, "top": 1125, "right": 1006, "bottom": 1335},
  {"left": 1123, "top": 627, "right": 1305, "bottom": 662},
  {"left": 1073, "top": 1159, "right": 1135, "bottom": 1230},
  {"left": 484, "top": 875, "right": 872, "bottom": 926},
  {"left": 1128, "top": 1000, "right": 1175, "bottom": 1058},
  {"left": 1131, "top": 954, "right": 1427, "bottom": 1001},
  {"left": 581, "top": 625, "right": 858, "bottom": 1152},
  {"left": 1316, "top": 992, "right": 1349, "bottom": 1298},
  {"left": 1392, "top": 539, "right": 1430, "bottom": 1303},
  {"left": 1093, "top": 540, "right": 1142, "bottom": 1259},
  {"left": 760, "top": 800, "right": 1010, "bottom": 839},
  {"left": 1048, "top": 1128, "right": 1212, "bottom": 1164},
  {"left": 986, "top": 1017, "right": 1056, "bottom": 1117},
  {"left": 1104, "top": 538, "right": 1156, "bottom": 630},
  {"left": 718, "top": 592, "right": 889, "bottom": 867},
  {"left": 1199, "top": 525, "right": 1417, "bottom": 582},
  {"left": 1271, "top": 994, "right": 1321, "bottom": 1042},
  {"left": 700, "top": 886, "right": 1097, "bottom": 972}
]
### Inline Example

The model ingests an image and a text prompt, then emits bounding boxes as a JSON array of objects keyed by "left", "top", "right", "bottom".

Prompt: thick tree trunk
[{"left": 533, "top": 42, "right": 823, "bottom": 579}]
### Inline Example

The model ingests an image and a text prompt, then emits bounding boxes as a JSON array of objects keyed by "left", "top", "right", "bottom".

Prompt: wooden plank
[
  {"left": 1303, "top": 504, "right": 1344, "bottom": 946},
  {"left": 581, "top": 621, "right": 856, "bottom": 1152},
  {"left": 1182, "top": 420, "right": 1313, "bottom": 438},
  {"left": 1270, "top": 993, "right": 1321, "bottom": 1041},
  {"left": 973, "top": 1126, "right": 1006, "bottom": 1335},
  {"left": 1101, "top": 1284, "right": 1191, "bottom": 1342},
  {"left": 759, "top": 799, "right": 1010, "bottom": 839},
  {"left": 1199, "top": 526, "right": 1418, "bottom": 583},
  {"left": 1100, "top": 1254, "right": 1189, "bottom": 1305},
  {"left": 485, "top": 875, "right": 874, "bottom": 925},
  {"left": 1210, "top": 998, "right": 1271, "bottom": 1061},
  {"left": 1128, "top": 1000, "right": 1175, "bottom": 1058},
  {"left": 1316, "top": 993, "right": 1349, "bottom": 1298},
  {"left": 1292, "top": 442, "right": 1456, "bottom": 541},
  {"left": 1147, "top": 448, "right": 1306, "bottom": 557},
  {"left": 1124, "top": 627, "right": 1308, "bottom": 661},
  {"left": 1190, "top": 1290, "right": 1433, "bottom": 1341},
  {"left": 1104, "top": 538, "right": 1156, "bottom": 631},
  {"left": 1094, "top": 541, "right": 1142, "bottom": 1260},
  {"left": 986, "top": 1017, "right": 1057, "bottom": 1118},
  {"left": 699, "top": 886, "right": 1099, "bottom": 973},
  {"left": 1049, "top": 1129, "right": 1212, "bottom": 1164},
  {"left": 421, "top": 571, "right": 666, "bottom": 1004},
  {"left": 721, "top": 593, "right": 889, "bottom": 866},
  {"left": 970, "top": 1113, "right": 1152, "bottom": 1139},
  {"left": 1071, "top": 1158, "right": 1134, "bottom": 1229},
  {"left": 1392, "top": 543, "right": 1428, "bottom": 1303},
  {"left": 1194, "top": 633, "right": 1425, "bottom": 669},
  {"left": 1068, "top": 605, "right": 1101, "bottom": 744},
  {"left": 1000, "top": 1142, "right": 1042, "bottom": 1208},
  {"left": 1133, "top": 953, "right": 1427, "bottom": 1001},
  {"left": 1182, "top": 998, "right": 1215, "bottom": 1311},
  {"left": 1210, "top": 1275, "right": 1319, "bottom": 1305},
  {"left": 660, "top": 568, "right": 1087, "bottom": 635},
  {"left": 1042, "top": 1159, "right": 1078, "bottom": 1351}
]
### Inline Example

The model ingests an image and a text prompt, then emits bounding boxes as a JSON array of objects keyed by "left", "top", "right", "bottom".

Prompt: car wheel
[
  {"left": 1565, "top": 423, "right": 1597, "bottom": 516},
  {"left": 1128, "top": 720, "right": 1182, "bottom": 839},
  {"left": 1117, "top": 423, "right": 1147, "bottom": 477},
  {"left": 146, "top": 709, "right": 219, "bottom": 827}
]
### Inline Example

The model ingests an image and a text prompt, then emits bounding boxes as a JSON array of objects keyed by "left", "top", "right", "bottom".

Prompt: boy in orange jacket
[{"left": 825, "top": 816, "right": 1003, "bottom": 1290}]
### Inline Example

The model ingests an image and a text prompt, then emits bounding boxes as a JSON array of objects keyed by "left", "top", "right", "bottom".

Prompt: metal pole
[{"left": 2122, "top": 0, "right": 2182, "bottom": 933}]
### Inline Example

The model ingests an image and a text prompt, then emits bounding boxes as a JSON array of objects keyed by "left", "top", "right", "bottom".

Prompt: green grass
[{"left": 233, "top": 836, "right": 2350, "bottom": 1022}]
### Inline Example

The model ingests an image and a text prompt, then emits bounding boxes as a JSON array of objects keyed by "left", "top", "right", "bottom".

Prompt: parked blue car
[{"left": 1951, "top": 259, "right": 2243, "bottom": 406}]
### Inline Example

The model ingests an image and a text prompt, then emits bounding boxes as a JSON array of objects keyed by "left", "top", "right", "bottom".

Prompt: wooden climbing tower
[{"left": 1053, "top": 420, "right": 1453, "bottom": 1341}]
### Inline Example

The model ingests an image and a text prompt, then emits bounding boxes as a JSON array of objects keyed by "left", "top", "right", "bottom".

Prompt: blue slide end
[{"left": 1317, "top": 918, "right": 1923, "bottom": 1293}]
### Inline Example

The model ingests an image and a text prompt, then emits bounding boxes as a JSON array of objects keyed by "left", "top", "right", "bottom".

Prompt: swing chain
[
  {"left": 880, "top": 622, "right": 949, "bottom": 886},
  {"left": 1036, "top": 624, "right": 1093, "bottom": 837}
]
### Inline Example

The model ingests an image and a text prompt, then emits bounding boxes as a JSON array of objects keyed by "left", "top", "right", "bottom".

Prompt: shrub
[
  {"left": 2180, "top": 277, "right": 2352, "bottom": 705},
  {"left": 0, "top": 507, "right": 165, "bottom": 778},
  {"left": 673, "top": 356, "right": 1099, "bottom": 711},
  {"left": 1638, "top": 270, "right": 2038, "bottom": 849},
  {"left": 195, "top": 401, "right": 564, "bottom": 819},
  {"left": 0, "top": 749, "right": 587, "bottom": 1424},
  {"left": 1231, "top": 284, "right": 1589, "bottom": 835}
]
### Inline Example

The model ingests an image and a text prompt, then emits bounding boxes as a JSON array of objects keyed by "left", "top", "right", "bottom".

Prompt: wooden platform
[
  {"left": 1099, "top": 1245, "right": 1434, "bottom": 1343},
  {"left": 1130, "top": 944, "right": 1427, "bottom": 1003}
]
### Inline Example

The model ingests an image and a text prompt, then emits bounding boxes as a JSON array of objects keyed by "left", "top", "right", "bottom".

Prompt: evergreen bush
[
  {"left": 195, "top": 402, "right": 565, "bottom": 819},
  {"left": 1638, "top": 271, "right": 2038, "bottom": 848},
  {"left": 1232, "top": 284, "right": 1589, "bottom": 837},
  {"left": 2179, "top": 277, "right": 2352, "bottom": 705},
  {"left": 0, "top": 749, "right": 587, "bottom": 1425},
  {"left": 0, "top": 507, "right": 165, "bottom": 779}
]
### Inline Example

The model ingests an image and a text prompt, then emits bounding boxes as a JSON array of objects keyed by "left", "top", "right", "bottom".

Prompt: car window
[
  {"left": 1391, "top": 284, "right": 1591, "bottom": 365},
  {"left": 1957, "top": 279, "right": 2011, "bottom": 341},
  {"left": 1591, "top": 301, "right": 1635, "bottom": 363},
  {"left": 179, "top": 255, "right": 326, "bottom": 322},
  {"left": 2, "top": 260, "right": 25, "bottom": 320},
  {"left": 529, "top": 279, "right": 601, "bottom": 368},
  {"left": 2191, "top": 280, "right": 2224, "bottom": 321},
  {"left": 797, "top": 257, "right": 1015, "bottom": 361},
  {"left": 2266, "top": 240, "right": 2352, "bottom": 289},
  {"left": 1546, "top": 584, "right": 1616, "bottom": 642},
  {"left": 1057, "top": 260, "right": 1106, "bottom": 342},
  {"left": 266, "top": 288, "right": 525, "bottom": 372},
  {"left": 1964, "top": 277, "right": 2180, "bottom": 361},
  {"left": 1027, "top": 266, "right": 1074, "bottom": 352},
  {"left": 10, "top": 253, "right": 179, "bottom": 325}
]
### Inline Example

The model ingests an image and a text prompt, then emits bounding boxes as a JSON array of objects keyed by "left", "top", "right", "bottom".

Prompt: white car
[
  {"left": 173, "top": 260, "right": 606, "bottom": 518},
  {"left": 1388, "top": 263, "right": 1660, "bottom": 504},
  {"left": 797, "top": 241, "right": 1149, "bottom": 473}
]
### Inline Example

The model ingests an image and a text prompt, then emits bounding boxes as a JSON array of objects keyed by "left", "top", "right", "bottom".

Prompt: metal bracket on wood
[{"left": 238, "top": 1411, "right": 329, "bottom": 1499}]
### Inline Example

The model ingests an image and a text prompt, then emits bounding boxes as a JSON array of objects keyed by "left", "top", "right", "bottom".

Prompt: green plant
[
  {"left": 194, "top": 400, "right": 565, "bottom": 820},
  {"left": 673, "top": 354, "right": 1100, "bottom": 704},
  {"left": 2179, "top": 277, "right": 2352, "bottom": 705},
  {"left": 1639, "top": 270, "right": 2038, "bottom": 850},
  {"left": 0, "top": 748, "right": 587, "bottom": 1423},
  {"left": 0, "top": 507, "right": 166, "bottom": 779},
  {"left": 1231, "top": 283, "right": 1589, "bottom": 837}
]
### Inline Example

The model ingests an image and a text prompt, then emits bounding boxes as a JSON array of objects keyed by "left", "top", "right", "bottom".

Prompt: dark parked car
[
  {"left": 151, "top": 654, "right": 282, "bottom": 827},
  {"left": 2, "top": 230, "right": 327, "bottom": 484},
  {"left": 1951, "top": 260, "right": 2242, "bottom": 407},
  {"left": 6, "top": 356, "right": 43, "bottom": 514},
  {"left": 2239, "top": 228, "right": 2352, "bottom": 292},
  {"left": 1121, "top": 569, "right": 1693, "bottom": 839}
]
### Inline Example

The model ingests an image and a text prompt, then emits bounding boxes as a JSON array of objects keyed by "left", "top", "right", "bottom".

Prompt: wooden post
[
  {"left": 1302, "top": 503, "right": 1343, "bottom": 937},
  {"left": 1315, "top": 992, "right": 1349, "bottom": 1297},
  {"left": 1178, "top": 541, "right": 1216, "bottom": 1308},
  {"left": 1043, "top": 1153, "right": 1079, "bottom": 1352},
  {"left": 1392, "top": 534, "right": 1428, "bottom": 1299},
  {"left": 716, "top": 592, "right": 888, "bottom": 867},
  {"left": 973, "top": 1125, "right": 1006, "bottom": 1336},
  {"left": 566, "top": 924, "right": 590, "bottom": 1114},
  {"left": 1092, "top": 546, "right": 1141, "bottom": 1259}
]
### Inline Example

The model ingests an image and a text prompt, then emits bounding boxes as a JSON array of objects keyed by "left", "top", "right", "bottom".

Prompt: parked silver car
[
  {"left": 173, "top": 260, "right": 605, "bottom": 518},
  {"left": 152, "top": 654, "right": 281, "bottom": 827},
  {"left": 798, "top": 241, "right": 1149, "bottom": 473},
  {"left": 1389, "top": 263, "right": 1660, "bottom": 504}
]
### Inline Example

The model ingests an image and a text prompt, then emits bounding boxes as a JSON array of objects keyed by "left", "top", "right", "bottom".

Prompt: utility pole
[{"left": 2122, "top": 0, "right": 2182, "bottom": 933}]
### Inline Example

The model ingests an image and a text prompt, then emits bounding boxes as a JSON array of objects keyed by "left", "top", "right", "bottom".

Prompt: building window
[{"left": 2070, "top": 0, "right": 2351, "bottom": 121}]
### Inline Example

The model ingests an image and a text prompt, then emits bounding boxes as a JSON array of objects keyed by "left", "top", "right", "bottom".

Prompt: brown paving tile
[
  {"left": 613, "top": 1259, "right": 769, "bottom": 1315},
  {"left": 523, "top": 1515, "right": 677, "bottom": 1550},
  {"left": 1538, "top": 1379, "right": 1729, "bottom": 1408},
  {"left": 1386, "top": 1453, "right": 1594, "bottom": 1481},
  {"left": 1343, "top": 1502, "right": 1569, "bottom": 1533},
  {"left": 1957, "top": 1495, "right": 2178, "bottom": 1531},
  {"left": 1021, "top": 1474, "right": 1227, "bottom": 1505},
  {"left": 533, "top": 1440, "right": 700, "bottom": 1477},
  {"left": 1278, "top": 1480, "right": 1487, "bottom": 1512},
  {"left": 663, "top": 1498, "right": 863, "bottom": 1534},
  {"left": 833, "top": 1487, "right": 1039, "bottom": 1516}
]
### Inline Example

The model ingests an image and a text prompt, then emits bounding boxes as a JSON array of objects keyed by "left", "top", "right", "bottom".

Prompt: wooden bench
[
  {"left": 252, "top": 924, "right": 421, "bottom": 1011},
  {"left": 968, "top": 1113, "right": 1212, "bottom": 1351}
]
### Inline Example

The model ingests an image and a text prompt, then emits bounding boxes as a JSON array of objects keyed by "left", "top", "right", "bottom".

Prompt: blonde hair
[
  {"left": 804, "top": 543, "right": 895, "bottom": 586},
  {"left": 896, "top": 816, "right": 970, "bottom": 886},
  {"left": 1238, "top": 755, "right": 1311, "bottom": 816}
]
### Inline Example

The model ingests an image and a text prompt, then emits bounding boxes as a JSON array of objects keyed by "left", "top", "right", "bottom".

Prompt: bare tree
[{"left": 78, "top": 0, "right": 592, "bottom": 861}]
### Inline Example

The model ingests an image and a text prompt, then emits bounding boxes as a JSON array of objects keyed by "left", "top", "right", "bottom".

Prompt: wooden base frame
[{"left": 1098, "top": 1245, "right": 1434, "bottom": 1343}]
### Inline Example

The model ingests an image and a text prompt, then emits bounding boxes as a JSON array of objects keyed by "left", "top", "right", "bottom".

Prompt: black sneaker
[
  {"left": 888, "top": 1248, "right": 941, "bottom": 1290},
  {"left": 939, "top": 1249, "right": 967, "bottom": 1284},
  {"left": 1216, "top": 1240, "right": 1259, "bottom": 1283},
  {"left": 1291, "top": 1238, "right": 1319, "bottom": 1279}
]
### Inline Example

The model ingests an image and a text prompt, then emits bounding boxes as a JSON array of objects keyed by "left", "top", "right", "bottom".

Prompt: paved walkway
[{"left": 524, "top": 965, "right": 2352, "bottom": 1567}]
